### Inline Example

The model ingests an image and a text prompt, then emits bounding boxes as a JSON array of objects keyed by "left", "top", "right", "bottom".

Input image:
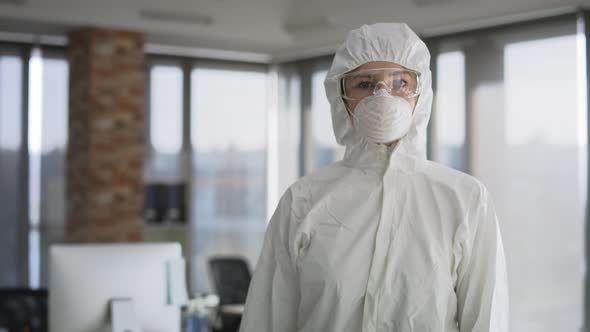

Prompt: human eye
[
  {"left": 357, "top": 80, "right": 374, "bottom": 89},
  {"left": 391, "top": 78, "right": 406, "bottom": 90},
  {"left": 402, "top": 72, "right": 417, "bottom": 89}
]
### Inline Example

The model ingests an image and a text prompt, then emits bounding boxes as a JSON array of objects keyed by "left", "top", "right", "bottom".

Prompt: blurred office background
[{"left": 0, "top": 0, "right": 588, "bottom": 330}]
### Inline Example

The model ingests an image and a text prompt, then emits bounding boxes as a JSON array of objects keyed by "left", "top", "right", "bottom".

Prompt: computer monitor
[{"left": 49, "top": 243, "right": 183, "bottom": 332}]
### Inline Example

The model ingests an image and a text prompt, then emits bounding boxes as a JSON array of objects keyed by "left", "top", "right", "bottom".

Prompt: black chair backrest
[
  {"left": 208, "top": 257, "right": 252, "bottom": 306},
  {"left": 0, "top": 288, "right": 47, "bottom": 332}
]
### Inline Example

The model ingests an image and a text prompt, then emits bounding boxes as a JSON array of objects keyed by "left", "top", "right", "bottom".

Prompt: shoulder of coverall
[
  {"left": 408, "top": 158, "right": 493, "bottom": 218},
  {"left": 416, "top": 159, "right": 487, "bottom": 200},
  {"left": 417, "top": 159, "right": 498, "bottom": 241}
]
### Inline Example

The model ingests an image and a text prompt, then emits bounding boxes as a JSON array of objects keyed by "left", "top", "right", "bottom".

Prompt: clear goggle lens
[{"left": 341, "top": 68, "right": 421, "bottom": 100}]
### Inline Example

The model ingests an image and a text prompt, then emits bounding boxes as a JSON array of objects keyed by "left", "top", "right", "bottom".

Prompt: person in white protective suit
[{"left": 239, "top": 22, "right": 508, "bottom": 332}]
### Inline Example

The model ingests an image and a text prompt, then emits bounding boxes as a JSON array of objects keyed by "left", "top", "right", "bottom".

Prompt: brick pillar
[{"left": 66, "top": 28, "right": 145, "bottom": 242}]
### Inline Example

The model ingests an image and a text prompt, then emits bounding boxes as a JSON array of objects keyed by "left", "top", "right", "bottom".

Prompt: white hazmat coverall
[{"left": 239, "top": 22, "right": 509, "bottom": 332}]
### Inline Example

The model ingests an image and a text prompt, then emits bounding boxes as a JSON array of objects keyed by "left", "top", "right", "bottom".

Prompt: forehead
[{"left": 349, "top": 61, "right": 407, "bottom": 73}]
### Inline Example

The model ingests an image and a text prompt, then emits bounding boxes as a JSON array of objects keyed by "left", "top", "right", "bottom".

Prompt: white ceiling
[{"left": 0, "top": 0, "right": 584, "bottom": 62}]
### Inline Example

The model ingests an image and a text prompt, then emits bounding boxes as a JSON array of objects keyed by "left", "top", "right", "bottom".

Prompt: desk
[{"left": 219, "top": 305, "right": 244, "bottom": 316}]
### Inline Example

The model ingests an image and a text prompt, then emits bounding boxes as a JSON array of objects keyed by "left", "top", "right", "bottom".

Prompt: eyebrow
[{"left": 349, "top": 74, "right": 372, "bottom": 80}]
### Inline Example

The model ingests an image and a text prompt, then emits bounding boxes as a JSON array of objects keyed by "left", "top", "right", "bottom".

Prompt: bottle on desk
[{"left": 183, "top": 294, "right": 219, "bottom": 332}]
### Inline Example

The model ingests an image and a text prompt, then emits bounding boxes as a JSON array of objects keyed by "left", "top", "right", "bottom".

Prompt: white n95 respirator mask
[{"left": 351, "top": 89, "right": 413, "bottom": 144}]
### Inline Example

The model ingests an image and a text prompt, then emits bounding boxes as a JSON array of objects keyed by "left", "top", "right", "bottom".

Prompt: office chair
[
  {"left": 0, "top": 288, "right": 48, "bottom": 332},
  {"left": 208, "top": 256, "right": 252, "bottom": 332}
]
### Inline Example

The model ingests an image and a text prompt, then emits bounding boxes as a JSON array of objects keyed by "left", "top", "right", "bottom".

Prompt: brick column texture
[{"left": 67, "top": 28, "right": 145, "bottom": 242}]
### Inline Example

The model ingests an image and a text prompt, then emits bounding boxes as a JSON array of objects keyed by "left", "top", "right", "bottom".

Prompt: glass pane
[
  {"left": 277, "top": 65, "right": 301, "bottom": 196},
  {"left": 0, "top": 56, "right": 22, "bottom": 150},
  {"left": 190, "top": 66, "right": 268, "bottom": 293},
  {"left": 150, "top": 65, "right": 183, "bottom": 154},
  {"left": 38, "top": 55, "right": 69, "bottom": 287},
  {"left": 148, "top": 65, "right": 184, "bottom": 182},
  {"left": 500, "top": 34, "right": 584, "bottom": 331},
  {"left": 312, "top": 69, "right": 345, "bottom": 170},
  {"left": 0, "top": 53, "right": 23, "bottom": 287},
  {"left": 28, "top": 47, "right": 43, "bottom": 288},
  {"left": 466, "top": 28, "right": 584, "bottom": 330},
  {"left": 434, "top": 51, "right": 466, "bottom": 171}
]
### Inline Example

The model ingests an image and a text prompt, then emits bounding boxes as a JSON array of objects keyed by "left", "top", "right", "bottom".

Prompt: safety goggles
[{"left": 340, "top": 67, "right": 422, "bottom": 101}]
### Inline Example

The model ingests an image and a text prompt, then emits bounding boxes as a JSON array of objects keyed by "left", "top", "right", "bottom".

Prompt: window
[
  {"left": 0, "top": 48, "right": 24, "bottom": 287},
  {"left": 147, "top": 63, "right": 184, "bottom": 181},
  {"left": 190, "top": 63, "right": 268, "bottom": 292},
  {"left": 312, "top": 68, "right": 344, "bottom": 169},
  {"left": 0, "top": 45, "right": 69, "bottom": 288},
  {"left": 276, "top": 64, "right": 301, "bottom": 198},
  {"left": 36, "top": 50, "right": 69, "bottom": 287},
  {"left": 498, "top": 32, "right": 583, "bottom": 331},
  {"left": 433, "top": 51, "right": 466, "bottom": 171}
]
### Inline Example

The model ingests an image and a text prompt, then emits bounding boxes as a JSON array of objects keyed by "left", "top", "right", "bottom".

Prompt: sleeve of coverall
[
  {"left": 456, "top": 186, "right": 509, "bottom": 332},
  {"left": 239, "top": 189, "right": 299, "bottom": 332}
]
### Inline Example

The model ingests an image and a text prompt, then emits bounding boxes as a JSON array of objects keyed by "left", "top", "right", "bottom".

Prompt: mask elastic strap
[{"left": 345, "top": 105, "right": 356, "bottom": 125}]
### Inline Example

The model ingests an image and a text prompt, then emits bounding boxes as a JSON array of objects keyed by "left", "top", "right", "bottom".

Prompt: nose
[{"left": 373, "top": 81, "right": 391, "bottom": 95}]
